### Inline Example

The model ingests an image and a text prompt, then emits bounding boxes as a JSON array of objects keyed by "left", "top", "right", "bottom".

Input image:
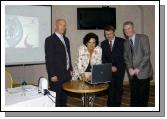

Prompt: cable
[
  {"left": 42, "top": 89, "right": 56, "bottom": 104},
  {"left": 38, "top": 89, "right": 56, "bottom": 104},
  {"left": 46, "top": 94, "right": 56, "bottom": 103},
  {"left": 48, "top": 93, "right": 55, "bottom": 98},
  {"left": 44, "top": 89, "right": 56, "bottom": 98}
]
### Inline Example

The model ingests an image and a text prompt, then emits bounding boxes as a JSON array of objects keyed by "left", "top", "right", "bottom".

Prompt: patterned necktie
[
  {"left": 130, "top": 39, "right": 134, "bottom": 54},
  {"left": 130, "top": 39, "right": 133, "bottom": 47}
]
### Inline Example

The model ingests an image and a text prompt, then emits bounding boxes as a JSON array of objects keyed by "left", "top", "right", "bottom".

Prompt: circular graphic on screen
[{"left": 5, "top": 15, "right": 23, "bottom": 48}]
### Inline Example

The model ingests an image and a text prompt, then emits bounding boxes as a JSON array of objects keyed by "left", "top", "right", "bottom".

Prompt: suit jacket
[
  {"left": 101, "top": 37, "right": 125, "bottom": 79},
  {"left": 72, "top": 45, "right": 102, "bottom": 79},
  {"left": 124, "top": 34, "right": 153, "bottom": 79},
  {"left": 45, "top": 33, "right": 72, "bottom": 81}
]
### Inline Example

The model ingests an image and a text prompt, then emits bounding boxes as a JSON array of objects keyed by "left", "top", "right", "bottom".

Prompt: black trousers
[
  {"left": 129, "top": 76, "right": 150, "bottom": 107},
  {"left": 49, "top": 70, "right": 71, "bottom": 107},
  {"left": 107, "top": 77, "right": 124, "bottom": 107}
]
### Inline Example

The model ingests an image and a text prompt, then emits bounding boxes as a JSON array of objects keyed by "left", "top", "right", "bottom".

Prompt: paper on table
[
  {"left": 6, "top": 87, "right": 22, "bottom": 94},
  {"left": 6, "top": 85, "right": 38, "bottom": 96}
]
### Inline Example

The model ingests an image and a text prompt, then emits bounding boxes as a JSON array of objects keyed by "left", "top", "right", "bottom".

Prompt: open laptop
[{"left": 85, "top": 63, "right": 112, "bottom": 85}]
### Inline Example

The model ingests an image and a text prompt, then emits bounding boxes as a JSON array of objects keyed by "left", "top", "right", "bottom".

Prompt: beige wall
[
  {"left": 142, "top": 5, "right": 155, "bottom": 79},
  {"left": 6, "top": 5, "right": 155, "bottom": 85},
  {"left": 52, "top": 5, "right": 142, "bottom": 64}
]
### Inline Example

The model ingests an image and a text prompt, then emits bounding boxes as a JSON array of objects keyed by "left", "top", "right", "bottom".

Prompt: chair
[{"left": 5, "top": 70, "right": 13, "bottom": 88}]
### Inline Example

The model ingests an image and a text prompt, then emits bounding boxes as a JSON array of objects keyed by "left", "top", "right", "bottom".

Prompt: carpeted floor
[{"left": 66, "top": 84, "right": 155, "bottom": 107}]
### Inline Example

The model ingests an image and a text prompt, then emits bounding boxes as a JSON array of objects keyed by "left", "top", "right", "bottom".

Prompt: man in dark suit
[
  {"left": 45, "top": 19, "right": 72, "bottom": 107},
  {"left": 123, "top": 21, "right": 153, "bottom": 106},
  {"left": 101, "top": 25, "right": 125, "bottom": 107}
]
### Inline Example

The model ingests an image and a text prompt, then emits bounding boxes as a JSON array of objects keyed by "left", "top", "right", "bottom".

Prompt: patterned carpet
[{"left": 66, "top": 84, "right": 155, "bottom": 107}]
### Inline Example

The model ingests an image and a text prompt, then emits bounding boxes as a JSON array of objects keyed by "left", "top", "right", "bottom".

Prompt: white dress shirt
[{"left": 55, "top": 32, "right": 70, "bottom": 70}]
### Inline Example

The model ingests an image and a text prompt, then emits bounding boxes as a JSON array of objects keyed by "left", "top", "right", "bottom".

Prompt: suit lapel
[
  {"left": 63, "top": 36, "right": 68, "bottom": 47},
  {"left": 133, "top": 34, "right": 139, "bottom": 54},
  {"left": 112, "top": 37, "right": 117, "bottom": 52},
  {"left": 54, "top": 33, "right": 66, "bottom": 50}
]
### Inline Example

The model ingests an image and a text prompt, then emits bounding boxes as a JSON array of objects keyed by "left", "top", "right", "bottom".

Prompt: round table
[{"left": 63, "top": 80, "right": 109, "bottom": 107}]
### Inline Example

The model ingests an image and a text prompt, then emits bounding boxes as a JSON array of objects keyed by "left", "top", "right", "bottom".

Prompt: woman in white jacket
[
  {"left": 73, "top": 32, "right": 102, "bottom": 80},
  {"left": 72, "top": 32, "right": 102, "bottom": 106}
]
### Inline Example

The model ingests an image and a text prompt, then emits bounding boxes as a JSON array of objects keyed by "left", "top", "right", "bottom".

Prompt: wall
[
  {"left": 142, "top": 5, "right": 155, "bottom": 79},
  {"left": 52, "top": 5, "right": 142, "bottom": 64},
  {"left": 6, "top": 5, "right": 155, "bottom": 85}
]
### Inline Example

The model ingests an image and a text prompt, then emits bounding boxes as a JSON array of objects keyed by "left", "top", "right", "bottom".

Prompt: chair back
[{"left": 5, "top": 70, "right": 13, "bottom": 88}]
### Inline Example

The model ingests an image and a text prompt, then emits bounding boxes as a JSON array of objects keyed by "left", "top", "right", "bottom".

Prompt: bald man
[{"left": 45, "top": 19, "right": 72, "bottom": 107}]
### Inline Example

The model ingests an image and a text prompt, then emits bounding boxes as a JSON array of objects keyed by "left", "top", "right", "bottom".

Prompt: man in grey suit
[{"left": 123, "top": 21, "right": 153, "bottom": 107}]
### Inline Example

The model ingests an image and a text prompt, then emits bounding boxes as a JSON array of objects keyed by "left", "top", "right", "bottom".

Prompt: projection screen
[{"left": 5, "top": 5, "right": 51, "bottom": 65}]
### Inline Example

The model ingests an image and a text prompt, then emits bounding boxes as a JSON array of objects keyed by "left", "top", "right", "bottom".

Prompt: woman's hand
[
  {"left": 80, "top": 73, "right": 86, "bottom": 81},
  {"left": 80, "top": 73, "right": 91, "bottom": 81}
]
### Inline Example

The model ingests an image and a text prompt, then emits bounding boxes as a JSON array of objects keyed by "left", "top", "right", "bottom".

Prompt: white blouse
[{"left": 72, "top": 45, "right": 102, "bottom": 80}]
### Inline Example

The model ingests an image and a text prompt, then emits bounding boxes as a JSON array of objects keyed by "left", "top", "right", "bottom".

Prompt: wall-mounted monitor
[{"left": 77, "top": 7, "right": 116, "bottom": 30}]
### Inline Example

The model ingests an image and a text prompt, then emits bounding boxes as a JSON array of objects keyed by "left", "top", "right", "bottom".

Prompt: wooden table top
[{"left": 63, "top": 80, "right": 109, "bottom": 93}]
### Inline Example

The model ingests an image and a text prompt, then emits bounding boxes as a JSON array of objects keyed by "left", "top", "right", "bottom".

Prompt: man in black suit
[
  {"left": 101, "top": 25, "right": 125, "bottom": 107},
  {"left": 45, "top": 19, "right": 72, "bottom": 107}
]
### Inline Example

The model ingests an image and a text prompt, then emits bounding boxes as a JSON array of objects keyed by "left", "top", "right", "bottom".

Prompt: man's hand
[
  {"left": 70, "top": 70, "right": 73, "bottom": 76},
  {"left": 112, "top": 66, "right": 117, "bottom": 72},
  {"left": 129, "top": 68, "right": 135, "bottom": 76},
  {"left": 134, "top": 68, "right": 140, "bottom": 75},
  {"left": 51, "top": 76, "right": 58, "bottom": 82}
]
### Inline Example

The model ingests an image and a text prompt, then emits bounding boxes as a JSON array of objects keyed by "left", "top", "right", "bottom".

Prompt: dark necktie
[
  {"left": 110, "top": 40, "right": 113, "bottom": 51},
  {"left": 129, "top": 39, "right": 134, "bottom": 68}
]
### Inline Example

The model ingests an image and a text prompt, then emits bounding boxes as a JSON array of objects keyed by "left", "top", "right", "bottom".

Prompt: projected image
[{"left": 5, "top": 15, "right": 39, "bottom": 48}]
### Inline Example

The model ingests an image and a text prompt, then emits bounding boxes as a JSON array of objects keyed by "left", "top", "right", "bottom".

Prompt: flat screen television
[{"left": 77, "top": 7, "right": 116, "bottom": 30}]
